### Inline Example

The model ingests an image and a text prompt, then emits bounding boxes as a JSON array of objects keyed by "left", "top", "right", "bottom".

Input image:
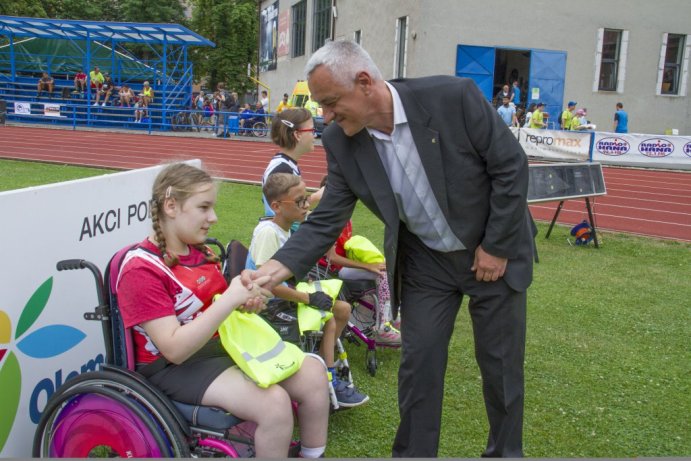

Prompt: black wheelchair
[{"left": 238, "top": 115, "right": 268, "bottom": 137}]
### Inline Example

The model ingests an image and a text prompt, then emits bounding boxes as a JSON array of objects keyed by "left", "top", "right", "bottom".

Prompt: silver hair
[{"left": 304, "top": 40, "right": 383, "bottom": 88}]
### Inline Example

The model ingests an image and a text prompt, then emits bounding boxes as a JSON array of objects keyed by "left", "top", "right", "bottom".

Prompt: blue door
[
  {"left": 456, "top": 45, "right": 495, "bottom": 102},
  {"left": 528, "top": 50, "right": 566, "bottom": 129}
]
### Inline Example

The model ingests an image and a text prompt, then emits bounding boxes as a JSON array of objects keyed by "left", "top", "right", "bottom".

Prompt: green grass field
[{"left": 2, "top": 159, "right": 689, "bottom": 457}]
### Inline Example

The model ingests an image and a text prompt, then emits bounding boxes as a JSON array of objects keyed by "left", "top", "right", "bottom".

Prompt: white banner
[
  {"left": 13, "top": 101, "right": 31, "bottom": 115},
  {"left": 592, "top": 132, "right": 691, "bottom": 169},
  {"left": 43, "top": 103, "right": 61, "bottom": 117},
  {"left": 518, "top": 128, "right": 591, "bottom": 161},
  {"left": 0, "top": 160, "right": 201, "bottom": 457}
]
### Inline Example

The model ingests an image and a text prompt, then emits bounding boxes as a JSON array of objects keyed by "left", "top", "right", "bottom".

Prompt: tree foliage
[
  {"left": 190, "top": 0, "right": 258, "bottom": 93},
  {"left": 1, "top": 0, "right": 259, "bottom": 92},
  {"left": 0, "top": 0, "right": 183, "bottom": 23},
  {"left": 0, "top": 0, "right": 48, "bottom": 17}
]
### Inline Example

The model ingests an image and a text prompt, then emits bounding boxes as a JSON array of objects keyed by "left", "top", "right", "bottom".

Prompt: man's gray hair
[{"left": 305, "top": 40, "right": 382, "bottom": 87}]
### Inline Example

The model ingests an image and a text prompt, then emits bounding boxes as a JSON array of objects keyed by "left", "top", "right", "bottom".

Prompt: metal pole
[
  {"left": 86, "top": 34, "right": 91, "bottom": 123},
  {"left": 162, "top": 36, "right": 167, "bottom": 129},
  {"left": 10, "top": 34, "right": 15, "bottom": 82}
]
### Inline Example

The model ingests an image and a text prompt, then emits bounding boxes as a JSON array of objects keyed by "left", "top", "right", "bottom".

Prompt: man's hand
[
  {"left": 240, "top": 259, "right": 293, "bottom": 291},
  {"left": 471, "top": 245, "right": 508, "bottom": 282}
]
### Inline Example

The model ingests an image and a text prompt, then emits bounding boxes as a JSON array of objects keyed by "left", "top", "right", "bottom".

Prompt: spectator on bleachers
[
  {"left": 73, "top": 69, "right": 87, "bottom": 94},
  {"left": 119, "top": 84, "right": 134, "bottom": 107},
  {"left": 95, "top": 74, "right": 117, "bottom": 107},
  {"left": 89, "top": 66, "right": 104, "bottom": 93},
  {"left": 134, "top": 96, "right": 147, "bottom": 123},
  {"left": 37, "top": 72, "right": 54, "bottom": 98},
  {"left": 140, "top": 81, "right": 154, "bottom": 107}
]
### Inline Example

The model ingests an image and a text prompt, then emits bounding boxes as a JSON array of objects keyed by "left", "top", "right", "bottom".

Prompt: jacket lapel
[
  {"left": 389, "top": 80, "right": 450, "bottom": 219},
  {"left": 351, "top": 130, "right": 399, "bottom": 229}
]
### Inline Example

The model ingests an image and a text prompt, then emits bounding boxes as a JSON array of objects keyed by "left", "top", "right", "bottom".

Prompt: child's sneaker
[
  {"left": 333, "top": 380, "right": 369, "bottom": 408},
  {"left": 375, "top": 322, "right": 401, "bottom": 345}
]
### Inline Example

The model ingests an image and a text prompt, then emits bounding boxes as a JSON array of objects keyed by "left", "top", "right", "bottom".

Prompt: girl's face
[
  {"left": 164, "top": 183, "right": 218, "bottom": 250},
  {"left": 294, "top": 119, "right": 315, "bottom": 153}
]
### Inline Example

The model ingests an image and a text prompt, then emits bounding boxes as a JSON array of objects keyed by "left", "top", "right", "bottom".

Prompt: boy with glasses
[{"left": 248, "top": 173, "right": 369, "bottom": 408}]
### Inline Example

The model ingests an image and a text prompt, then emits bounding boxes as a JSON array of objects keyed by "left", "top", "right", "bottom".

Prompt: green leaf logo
[{"left": 0, "top": 277, "right": 86, "bottom": 452}]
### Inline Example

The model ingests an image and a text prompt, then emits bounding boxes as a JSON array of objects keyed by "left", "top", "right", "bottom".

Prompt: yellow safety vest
[
  {"left": 218, "top": 310, "right": 305, "bottom": 388},
  {"left": 295, "top": 279, "right": 342, "bottom": 334}
]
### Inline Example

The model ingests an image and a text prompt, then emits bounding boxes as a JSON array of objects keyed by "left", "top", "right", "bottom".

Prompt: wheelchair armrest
[{"left": 341, "top": 278, "right": 377, "bottom": 301}]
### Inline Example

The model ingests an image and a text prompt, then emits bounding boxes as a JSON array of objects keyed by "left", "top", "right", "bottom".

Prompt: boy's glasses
[{"left": 278, "top": 197, "right": 309, "bottom": 208}]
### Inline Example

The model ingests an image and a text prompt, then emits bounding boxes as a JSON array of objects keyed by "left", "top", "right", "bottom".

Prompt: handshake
[{"left": 240, "top": 261, "right": 334, "bottom": 311}]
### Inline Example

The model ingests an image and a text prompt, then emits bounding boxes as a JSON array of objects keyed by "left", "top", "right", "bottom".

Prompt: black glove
[{"left": 308, "top": 291, "right": 333, "bottom": 311}]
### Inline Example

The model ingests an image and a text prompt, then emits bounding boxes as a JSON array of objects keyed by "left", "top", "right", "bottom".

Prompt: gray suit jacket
[{"left": 273, "top": 76, "right": 535, "bottom": 308}]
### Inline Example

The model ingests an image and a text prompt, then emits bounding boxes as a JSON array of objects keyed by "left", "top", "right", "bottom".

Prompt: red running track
[{"left": 1, "top": 125, "right": 690, "bottom": 242}]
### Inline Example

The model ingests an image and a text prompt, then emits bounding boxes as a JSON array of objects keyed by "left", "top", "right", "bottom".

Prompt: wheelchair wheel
[
  {"left": 366, "top": 350, "right": 377, "bottom": 377},
  {"left": 171, "top": 112, "right": 188, "bottom": 131},
  {"left": 34, "top": 370, "right": 190, "bottom": 458},
  {"left": 252, "top": 121, "right": 268, "bottom": 137}
]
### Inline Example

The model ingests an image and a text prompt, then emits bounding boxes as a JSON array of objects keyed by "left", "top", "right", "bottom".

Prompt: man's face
[
  {"left": 503, "top": 97, "right": 510, "bottom": 107},
  {"left": 503, "top": 85, "right": 509, "bottom": 93},
  {"left": 308, "top": 65, "right": 370, "bottom": 137}
]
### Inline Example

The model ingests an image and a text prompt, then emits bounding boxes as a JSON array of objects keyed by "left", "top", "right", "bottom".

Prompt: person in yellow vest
[
  {"left": 276, "top": 93, "right": 292, "bottom": 113},
  {"left": 140, "top": 81, "right": 154, "bottom": 107},
  {"left": 529, "top": 102, "right": 546, "bottom": 129},
  {"left": 560, "top": 101, "right": 576, "bottom": 130},
  {"left": 304, "top": 96, "right": 320, "bottom": 118}
]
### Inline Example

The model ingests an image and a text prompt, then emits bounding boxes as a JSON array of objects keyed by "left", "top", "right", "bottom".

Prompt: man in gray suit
[{"left": 243, "top": 40, "right": 535, "bottom": 457}]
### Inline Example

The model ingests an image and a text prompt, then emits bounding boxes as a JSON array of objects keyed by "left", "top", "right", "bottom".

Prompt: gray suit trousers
[{"left": 392, "top": 226, "right": 526, "bottom": 457}]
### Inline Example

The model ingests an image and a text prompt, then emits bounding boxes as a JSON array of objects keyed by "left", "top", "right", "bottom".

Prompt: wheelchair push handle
[
  {"left": 56, "top": 258, "right": 106, "bottom": 309},
  {"left": 57, "top": 259, "right": 88, "bottom": 271}
]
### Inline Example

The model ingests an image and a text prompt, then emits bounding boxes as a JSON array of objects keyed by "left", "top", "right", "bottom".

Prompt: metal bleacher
[
  {"left": 0, "top": 76, "right": 187, "bottom": 131},
  {"left": 0, "top": 15, "right": 215, "bottom": 132}
]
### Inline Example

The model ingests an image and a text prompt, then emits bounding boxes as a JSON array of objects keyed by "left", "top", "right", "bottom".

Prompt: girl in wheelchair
[{"left": 116, "top": 163, "right": 330, "bottom": 458}]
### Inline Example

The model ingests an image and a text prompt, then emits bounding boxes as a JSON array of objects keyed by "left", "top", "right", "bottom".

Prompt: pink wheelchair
[{"left": 32, "top": 240, "right": 298, "bottom": 458}]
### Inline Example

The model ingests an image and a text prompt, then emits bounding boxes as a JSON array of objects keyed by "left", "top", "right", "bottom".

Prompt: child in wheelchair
[
  {"left": 116, "top": 163, "right": 330, "bottom": 458},
  {"left": 316, "top": 175, "right": 401, "bottom": 344},
  {"left": 248, "top": 173, "right": 369, "bottom": 408},
  {"left": 317, "top": 221, "right": 401, "bottom": 345}
]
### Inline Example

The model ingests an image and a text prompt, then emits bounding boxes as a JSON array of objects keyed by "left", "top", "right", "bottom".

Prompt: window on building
[
  {"left": 291, "top": 0, "right": 306, "bottom": 57},
  {"left": 312, "top": 0, "right": 332, "bottom": 52},
  {"left": 598, "top": 29, "right": 622, "bottom": 91},
  {"left": 660, "top": 34, "right": 686, "bottom": 95},
  {"left": 354, "top": 30, "right": 362, "bottom": 45},
  {"left": 394, "top": 16, "right": 408, "bottom": 79}
]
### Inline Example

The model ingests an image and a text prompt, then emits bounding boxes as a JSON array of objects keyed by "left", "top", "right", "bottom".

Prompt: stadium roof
[{"left": 0, "top": 15, "right": 214, "bottom": 47}]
